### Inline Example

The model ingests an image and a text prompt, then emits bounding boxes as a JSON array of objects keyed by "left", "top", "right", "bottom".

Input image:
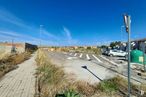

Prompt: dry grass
[
  {"left": 74, "top": 48, "right": 101, "bottom": 55},
  {"left": 36, "top": 49, "right": 68, "bottom": 96},
  {"left": 36, "top": 49, "right": 98, "bottom": 97},
  {"left": 0, "top": 51, "right": 10, "bottom": 60},
  {"left": 36, "top": 49, "right": 146, "bottom": 97},
  {"left": 0, "top": 52, "right": 32, "bottom": 78},
  {"left": 35, "top": 49, "right": 121, "bottom": 97},
  {"left": 96, "top": 76, "right": 146, "bottom": 97},
  {"left": 72, "top": 81, "right": 96, "bottom": 96}
]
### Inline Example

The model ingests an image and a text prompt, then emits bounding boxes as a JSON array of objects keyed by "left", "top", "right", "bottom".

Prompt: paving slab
[{"left": 0, "top": 55, "right": 36, "bottom": 97}]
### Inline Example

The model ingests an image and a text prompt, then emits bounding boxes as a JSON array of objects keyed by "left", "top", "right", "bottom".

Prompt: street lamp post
[
  {"left": 123, "top": 14, "right": 131, "bottom": 97},
  {"left": 121, "top": 26, "right": 124, "bottom": 41},
  {"left": 40, "top": 25, "right": 43, "bottom": 48}
]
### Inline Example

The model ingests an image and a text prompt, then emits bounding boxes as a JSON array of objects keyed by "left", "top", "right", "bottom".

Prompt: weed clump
[
  {"left": 0, "top": 52, "right": 31, "bottom": 78},
  {"left": 97, "top": 79, "right": 118, "bottom": 95}
]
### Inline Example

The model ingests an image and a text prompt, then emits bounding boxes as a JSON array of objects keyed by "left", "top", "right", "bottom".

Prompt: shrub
[
  {"left": 64, "top": 89, "right": 80, "bottom": 97},
  {"left": 87, "top": 47, "right": 91, "bottom": 50},
  {"left": 98, "top": 80, "right": 118, "bottom": 93},
  {"left": 0, "top": 51, "right": 32, "bottom": 78},
  {"left": 73, "top": 81, "right": 96, "bottom": 96}
]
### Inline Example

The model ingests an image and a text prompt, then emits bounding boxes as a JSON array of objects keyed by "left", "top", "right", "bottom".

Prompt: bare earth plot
[{"left": 0, "top": 55, "right": 36, "bottom": 97}]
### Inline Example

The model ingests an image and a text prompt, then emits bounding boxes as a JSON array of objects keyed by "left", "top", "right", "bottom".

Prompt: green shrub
[
  {"left": 64, "top": 89, "right": 80, "bottom": 97},
  {"left": 87, "top": 47, "right": 91, "bottom": 50},
  {"left": 98, "top": 80, "right": 118, "bottom": 93}
]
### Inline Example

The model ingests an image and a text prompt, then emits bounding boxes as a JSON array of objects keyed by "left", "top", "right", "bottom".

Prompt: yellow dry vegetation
[
  {"left": 35, "top": 49, "right": 124, "bottom": 97},
  {"left": 0, "top": 52, "right": 31, "bottom": 78}
]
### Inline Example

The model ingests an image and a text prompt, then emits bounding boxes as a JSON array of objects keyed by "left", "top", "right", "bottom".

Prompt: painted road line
[
  {"left": 79, "top": 53, "right": 83, "bottom": 58},
  {"left": 86, "top": 54, "right": 90, "bottom": 60},
  {"left": 67, "top": 57, "right": 77, "bottom": 60},
  {"left": 63, "top": 52, "right": 67, "bottom": 54},
  {"left": 92, "top": 54, "right": 102, "bottom": 63},
  {"left": 74, "top": 53, "right": 77, "bottom": 56},
  {"left": 100, "top": 55, "right": 119, "bottom": 67}
]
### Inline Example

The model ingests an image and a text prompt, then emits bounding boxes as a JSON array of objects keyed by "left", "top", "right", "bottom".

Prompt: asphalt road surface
[
  {"left": 47, "top": 51, "right": 118, "bottom": 84},
  {"left": 47, "top": 51, "right": 146, "bottom": 84}
]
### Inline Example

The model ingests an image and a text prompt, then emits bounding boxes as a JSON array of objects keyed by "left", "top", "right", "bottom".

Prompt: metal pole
[
  {"left": 121, "top": 26, "right": 124, "bottom": 41},
  {"left": 142, "top": 43, "right": 146, "bottom": 72},
  {"left": 40, "top": 25, "right": 43, "bottom": 48},
  {"left": 145, "top": 43, "right": 146, "bottom": 72},
  {"left": 127, "top": 15, "right": 131, "bottom": 97}
]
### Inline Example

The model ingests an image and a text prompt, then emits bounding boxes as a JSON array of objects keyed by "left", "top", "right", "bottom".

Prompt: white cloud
[
  {"left": 63, "top": 26, "right": 78, "bottom": 45},
  {"left": 63, "top": 27, "right": 72, "bottom": 40},
  {"left": 0, "top": 9, "right": 32, "bottom": 29},
  {"left": 42, "top": 30, "right": 59, "bottom": 40},
  {"left": 0, "top": 30, "right": 21, "bottom": 37},
  {"left": 0, "top": 30, "right": 63, "bottom": 46},
  {"left": 0, "top": 9, "right": 80, "bottom": 46},
  {"left": 0, "top": 9, "right": 60, "bottom": 45},
  {"left": 0, "top": 34, "right": 13, "bottom": 41},
  {"left": 0, "top": 30, "right": 39, "bottom": 41},
  {"left": 0, "top": 9, "right": 57, "bottom": 38}
]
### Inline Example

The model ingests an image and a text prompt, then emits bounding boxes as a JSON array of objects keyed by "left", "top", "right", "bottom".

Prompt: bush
[
  {"left": 64, "top": 89, "right": 80, "bottom": 97},
  {"left": 87, "top": 47, "right": 91, "bottom": 50},
  {"left": 36, "top": 49, "right": 67, "bottom": 97},
  {"left": 98, "top": 80, "right": 118, "bottom": 93},
  {"left": 0, "top": 51, "right": 32, "bottom": 78},
  {"left": 73, "top": 81, "right": 96, "bottom": 96}
]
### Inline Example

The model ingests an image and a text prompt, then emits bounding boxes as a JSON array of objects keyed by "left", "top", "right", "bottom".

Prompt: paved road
[
  {"left": 67, "top": 52, "right": 102, "bottom": 62},
  {"left": 47, "top": 51, "right": 116, "bottom": 84},
  {"left": 48, "top": 51, "right": 146, "bottom": 84},
  {"left": 69, "top": 53, "right": 146, "bottom": 82},
  {"left": 0, "top": 55, "right": 36, "bottom": 97}
]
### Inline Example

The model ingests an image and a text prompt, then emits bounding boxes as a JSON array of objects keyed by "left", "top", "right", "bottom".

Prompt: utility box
[{"left": 131, "top": 49, "right": 146, "bottom": 64}]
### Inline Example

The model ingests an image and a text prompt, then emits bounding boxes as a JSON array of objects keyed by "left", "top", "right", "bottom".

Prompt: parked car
[
  {"left": 107, "top": 49, "right": 127, "bottom": 57},
  {"left": 102, "top": 50, "right": 109, "bottom": 55},
  {"left": 102, "top": 48, "right": 110, "bottom": 55}
]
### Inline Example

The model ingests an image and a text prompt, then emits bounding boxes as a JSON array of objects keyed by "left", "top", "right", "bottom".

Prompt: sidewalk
[{"left": 0, "top": 55, "right": 36, "bottom": 97}]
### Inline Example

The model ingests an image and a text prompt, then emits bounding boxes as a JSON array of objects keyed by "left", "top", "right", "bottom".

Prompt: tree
[
  {"left": 110, "top": 41, "right": 121, "bottom": 49},
  {"left": 101, "top": 45, "right": 107, "bottom": 48},
  {"left": 87, "top": 46, "right": 91, "bottom": 50}
]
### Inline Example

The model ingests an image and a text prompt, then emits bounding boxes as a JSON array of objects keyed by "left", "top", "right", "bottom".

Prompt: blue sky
[{"left": 0, "top": 0, "right": 146, "bottom": 46}]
